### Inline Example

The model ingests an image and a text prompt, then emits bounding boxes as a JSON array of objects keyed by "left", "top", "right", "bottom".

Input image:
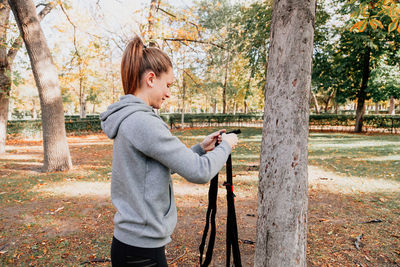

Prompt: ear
[{"left": 144, "top": 71, "right": 156, "bottom": 88}]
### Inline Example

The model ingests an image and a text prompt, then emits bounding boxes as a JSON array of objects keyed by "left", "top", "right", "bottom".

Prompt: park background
[{"left": 1, "top": 0, "right": 400, "bottom": 266}]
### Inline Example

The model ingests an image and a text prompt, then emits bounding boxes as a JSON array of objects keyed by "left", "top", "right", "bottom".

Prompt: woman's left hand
[{"left": 200, "top": 129, "right": 226, "bottom": 152}]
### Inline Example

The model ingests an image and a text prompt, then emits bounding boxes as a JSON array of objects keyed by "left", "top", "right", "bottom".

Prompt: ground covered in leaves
[{"left": 0, "top": 127, "right": 399, "bottom": 266}]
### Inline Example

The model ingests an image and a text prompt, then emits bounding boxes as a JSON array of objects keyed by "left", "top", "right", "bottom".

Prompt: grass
[
  {"left": 308, "top": 132, "right": 400, "bottom": 181},
  {"left": 0, "top": 128, "right": 399, "bottom": 266}
]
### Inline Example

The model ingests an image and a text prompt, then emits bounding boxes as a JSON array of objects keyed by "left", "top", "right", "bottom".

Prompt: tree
[
  {"left": 369, "top": 59, "right": 400, "bottom": 114},
  {"left": 0, "top": 0, "right": 53, "bottom": 153},
  {"left": 197, "top": 0, "right": 239, "bottom": 113},
  {"left": 231, "top": 0, "right": 272, "bottom": 108},
  {"left": 9, "top": 0, "right": 72, "bottom": 172},
  {"left": 255, "top": 1, "right": 315, "bottom": 266}
]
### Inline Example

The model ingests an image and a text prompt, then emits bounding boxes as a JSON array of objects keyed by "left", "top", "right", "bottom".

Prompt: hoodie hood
[{"left": 100, "top": 94, "right": 154, "bottom": 139}]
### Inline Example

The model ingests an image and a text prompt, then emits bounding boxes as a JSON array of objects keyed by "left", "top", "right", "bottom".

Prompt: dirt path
[{"left": 31, "top": 164, "right": 400, "bottom": 198}]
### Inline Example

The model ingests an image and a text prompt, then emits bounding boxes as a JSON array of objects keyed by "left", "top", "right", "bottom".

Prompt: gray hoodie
[{"left": 100, "top": 94, "right": 232, "bottom": 248}]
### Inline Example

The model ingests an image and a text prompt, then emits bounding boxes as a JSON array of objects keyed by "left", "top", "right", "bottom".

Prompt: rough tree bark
[
  {"left": 9, "top": 0, "right": 72, "bottom": 172},
  {"left": 355, "top": 47, "right": 371, "bottom": 133},
  {"left": 0, "top": 1, "right": 53, "bottom": 154},
  {"left": 255, "top": 1, "right": 315, "bottom": 266}
]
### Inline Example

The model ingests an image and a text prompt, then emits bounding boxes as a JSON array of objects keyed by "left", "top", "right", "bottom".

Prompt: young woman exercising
[{"left": 100, "top": 36, "right": 238, "bottom": 266}]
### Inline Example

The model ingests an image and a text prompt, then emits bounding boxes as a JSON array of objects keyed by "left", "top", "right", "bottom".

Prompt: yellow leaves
[
  {"left": 350, "top": 18, "right": 386, "bottom": 32},
  {"left": 350, "top": 20, "right": 368, "bottom": 32},
  {"left": 369, "top": 19, "right": 384, "bottom": 30},
  {"left": 350, "top": 0, "right": 400, "bottom": 34},
  {"left": 388, "top": 19, "right": 399, "bottom": 32}
]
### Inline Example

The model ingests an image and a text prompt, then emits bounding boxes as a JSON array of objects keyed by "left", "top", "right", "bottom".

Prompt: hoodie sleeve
[{"left": 120, "top": 114, "right": 231, "bottom": 184}]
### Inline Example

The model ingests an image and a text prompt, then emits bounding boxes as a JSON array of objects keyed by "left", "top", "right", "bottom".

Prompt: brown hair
[{"left": 121, "top": 36, "right": 172, "bottom": 95}]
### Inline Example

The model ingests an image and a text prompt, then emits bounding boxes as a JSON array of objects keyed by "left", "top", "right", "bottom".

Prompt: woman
[{"left": 100, "top": 36, "right": 238, "bottom": 266}]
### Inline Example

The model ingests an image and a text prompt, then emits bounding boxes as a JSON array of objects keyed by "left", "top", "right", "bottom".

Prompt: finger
[{"left": 214, "top": 130, "right": 224, "bottom": 137}]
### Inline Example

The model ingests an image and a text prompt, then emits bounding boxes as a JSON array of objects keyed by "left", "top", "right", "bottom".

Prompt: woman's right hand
[{"left": 221, "top": 133, "right": 238, "bottom": 149}]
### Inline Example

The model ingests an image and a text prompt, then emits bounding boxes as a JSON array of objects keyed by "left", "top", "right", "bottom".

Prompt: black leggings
[{"left": 111, "top": 236, "right": 168, "bottom": 267}]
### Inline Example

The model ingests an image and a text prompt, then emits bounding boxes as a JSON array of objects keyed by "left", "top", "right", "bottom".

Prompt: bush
[{"left": 6, "top": 113, "right": 400, "bottom": 139}]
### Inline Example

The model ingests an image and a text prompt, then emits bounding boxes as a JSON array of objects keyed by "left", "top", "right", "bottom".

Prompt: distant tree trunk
[
  {"left": 311, "top": 90, "right": 319, "bottom": 114},
  {"left": 147, "top": 0, "right": 158, "bottom": 46},
  {"left": 79, "top": 66, "right": 86, "bottom": 118},
  {"left": 388, "top": 96, "right": 395, "bottom": 115},
  {"left": 213, "top": 101, "right": 217, "bottom": 114},
  {"left": 375, "top": 102, "right": 379, "bottom": 114},
  {"left": 0, "top": 1, "right": 53, "bottom": 153},
  {"left": 9, "top": 0, "right": 72, "bottom": 172},
  {"left": 244, "top": 100, "right": 248, "bottom": 114},
  {"left": 32, "top": 99, "right": 38, "bottom": 119},
  {"left": 255, "top": 1, "right": 315, "bottom": 266},
  {"left": 222, "top": 50, "right": 230, "bottom": 114},
  {"left": 324, "top": 89, "right": 335, "bottom": 112},
  {"left": 181, "top": 73, "right": 186, "bottom": 129},
  {"left": 355, "top": 47, "right": 371, "bottom": 133}
]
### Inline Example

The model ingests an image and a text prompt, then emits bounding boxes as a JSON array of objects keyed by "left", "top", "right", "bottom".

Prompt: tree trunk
[
  {"left": 32, "top": 99, "right": 37, "bottom": 119},
  {"left": 355, "top": 47, "right": 371, "bottom": 133},
  {"left": 255, "top": 1, "right": 315, "bottom": 266},
  {"left": 213, "top": 101, "right": 217, "bottom": 114},
  {"left": 388, "top": 95, "right": 395, "bottom": 115},
  {"left": 324, "top": 89, "right": 334, "bottom": 113},
  {"left": 0, "top": 85, "right": 10, "bottom": 154},
  {"left": 222, "top": 50, "right": 230, "bottom": 114},
  {"left": 375, "top": 102, "right": 379, "bottom": 114},
  {"left": 78, "top": 60, "right": 87, "bottom": 118},
  {"left": 0, "top": 1, "right": 11, "bottom": 150},
  {"left": 0, "top": 1, "right": 11, "bottom": 154},
  {"left": 0, "top": 1, "right": 53, "bottom": 153},
  {"left": 181, "top": 73, "right": 186, "bottom": 129},
  {"left": 311, "top": 90, "right": 319, "bottom": 114},
  {"left": 9, "top": 0, "right": 72, "bottom": 172},
  {"left": 147, "top": 0, "right": 158, "bottom": 46}
]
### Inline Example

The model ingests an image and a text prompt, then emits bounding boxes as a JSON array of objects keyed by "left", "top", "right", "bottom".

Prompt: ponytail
[{"left": 121, "top": 36, "right": 172, "bottom": 95}]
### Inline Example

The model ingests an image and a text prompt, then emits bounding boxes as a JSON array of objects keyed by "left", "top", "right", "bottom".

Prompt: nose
[{"left": 165, "top": 90, "right": 171, "bottom": 98}]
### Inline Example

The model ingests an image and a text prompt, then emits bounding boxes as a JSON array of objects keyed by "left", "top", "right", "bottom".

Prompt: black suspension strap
[
  {"left": 199, "top": 130, "right": 242, "bottom": 267},
  {"left": 199, "top": 172, "right": 219, "bottom": 266},
  {"left": 224, "top": 154, "right": 242, "bottom": 267}
]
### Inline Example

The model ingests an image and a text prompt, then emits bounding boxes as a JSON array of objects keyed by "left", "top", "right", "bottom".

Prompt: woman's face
[{"left": 148, "top": 68, "right": 174, "bottom": 109}]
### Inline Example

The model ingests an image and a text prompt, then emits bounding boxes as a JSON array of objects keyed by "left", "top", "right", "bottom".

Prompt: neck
[{"left": 134, "top": 91, "right": 150, "bottom": 106}]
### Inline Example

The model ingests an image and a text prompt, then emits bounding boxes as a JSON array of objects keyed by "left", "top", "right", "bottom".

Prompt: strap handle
[{"left": 199, "top": 130, "right": 242, "bottom": 267}]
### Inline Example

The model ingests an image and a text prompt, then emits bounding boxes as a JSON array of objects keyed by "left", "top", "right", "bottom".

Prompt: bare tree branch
[
  {"left": 156, "top": 7, "right": 202, "bottom": 38},
  {"left": 183, "top": 69, "right": 200, "bottom": 86},
  {"left": 37, "top": 2, "right": 54, "bottom": 20},
  {"left": 7, "top": 2, "right": 55, "bottom": 63},
  {"left": 163, "top": 38, "right": 226, "bottom": 50},
  {"left": 58, "top": 2, "right": 80, "bottom": 58}
]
